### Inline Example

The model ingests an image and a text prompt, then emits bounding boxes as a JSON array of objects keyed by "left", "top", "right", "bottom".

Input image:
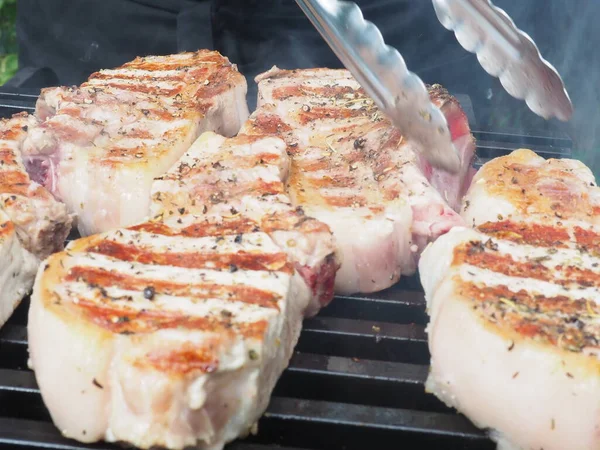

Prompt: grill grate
[{"left": 0, "top": 92, "right": 573, "bottom": 450}]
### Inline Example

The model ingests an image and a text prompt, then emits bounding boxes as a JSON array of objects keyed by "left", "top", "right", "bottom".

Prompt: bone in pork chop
[
  {"left": 0, "top": 113, "right": 71, "bottom": 328},
  {"left": 22, "top": 50, "right": 249, "bottom": 236},
  {"left": 28, "top": 130, "right": 337, "bottom": 449},
  {"left": 243, "top": 67, "right": 473, "bottom": 294},
  {"left": 420, "top": 149, "right": 600, "bottom": 450},
  {"left": 0, "top": 113, "right": 72, "bottom": 260}
]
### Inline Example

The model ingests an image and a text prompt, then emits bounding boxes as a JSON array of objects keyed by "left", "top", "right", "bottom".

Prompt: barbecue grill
[{"left": 0, "top": 90, "right": 573, "bottom": 450}]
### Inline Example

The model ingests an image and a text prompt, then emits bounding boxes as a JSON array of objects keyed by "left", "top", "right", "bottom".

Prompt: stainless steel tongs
[{"left": 295, "top": 0, "right": 573, "bottom": 173}]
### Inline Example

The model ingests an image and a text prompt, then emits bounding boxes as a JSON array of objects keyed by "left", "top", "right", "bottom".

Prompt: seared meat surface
[
  {"left": 22, "top": 50, "right": 249, "bottom": 236},
  {"left": 420, "top": 149, "right": 600, "bottom": 450},
  {"left": 243, "top": 67, "right": 474, "bottom": 294},
  {"left": 150, "top": 131, "right": 338, "bottom": 315},
  {"left": 28, "top": 130, "right": 337, "bottom": 449}
]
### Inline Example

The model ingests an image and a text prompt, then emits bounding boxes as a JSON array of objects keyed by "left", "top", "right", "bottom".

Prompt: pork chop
[
  {"left": 28, "top": 132, "right": 337, "bottom": 449},
  {"left": 420, "top": 149, "right": 600, "bottom": 450},
  {"left": 0, "top": 209, "right": 37, "bottom": 327},
  {"left": 0, "top": 113, "right": 69, "bottom": 329},
  {"left": 0, "top": 112, "right": 72, "bottom": 260},
  {"left": 243, "top": 67, "right": 473, "bottom": 294},
  {"left": 22, "top": 50, "right": 249, "bottom": 236},
  {"left": 150, "top": 131, "right": 338, "bottom": 315}
]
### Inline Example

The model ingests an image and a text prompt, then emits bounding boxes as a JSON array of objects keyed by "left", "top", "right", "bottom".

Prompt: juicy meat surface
[
  {"left": 28, "top": 131, "right": 337, "bottom": 449},
  {"left": 244, "top": 67, "right": 473, "bottom": 294},
  {"left": 150, "top": 132, "right": 338, "bottom": 315},
  {"left": 419, "top": 149, "right": 600, "bottom": 450},
  {"left": 0, "top": 113, "right": 72, "bottom": 260},
  {"left": 22, "top": 50, "right": 249, "bottom": 236}
]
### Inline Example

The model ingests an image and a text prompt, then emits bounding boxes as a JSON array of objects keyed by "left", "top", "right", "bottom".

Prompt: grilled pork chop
[
  {"left": 28, "top": 131, "right": 337, "bottom": 449},
  {"left": 150, "top": 131, "right": 338, "bottom": 315},
  {"left": 420, "top": 149, "right": 600, "bottom": 450},
  {"left": 22, "top": 50, "right": 249, "bottom": 236},
  {"left": 244, "top": 67, "right": 473, "bottom": 294},
  {"left": 0, "top": 112, "right": 71, "bottom": 329},
  {"left": 0, "top": 113, "right": 72, "bottom": 259}
]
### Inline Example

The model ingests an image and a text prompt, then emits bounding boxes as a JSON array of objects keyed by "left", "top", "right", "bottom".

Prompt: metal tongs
[{"left": 295, "top": 0, "right": 573, "bottom": 173}]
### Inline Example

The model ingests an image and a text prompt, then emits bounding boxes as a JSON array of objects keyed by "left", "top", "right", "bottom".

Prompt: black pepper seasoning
[{"left": 143, "top": 286, "right": 156, "bottom": 300}]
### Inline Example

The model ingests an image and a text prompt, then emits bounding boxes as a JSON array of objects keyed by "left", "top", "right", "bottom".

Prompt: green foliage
[{"left": 0, "top": 0, "right": 18, "bottom": 85}]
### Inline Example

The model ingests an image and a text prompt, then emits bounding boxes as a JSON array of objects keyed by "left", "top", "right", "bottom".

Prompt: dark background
[{"left": 6, "top": 0, "right": 600, "bottom": 175}]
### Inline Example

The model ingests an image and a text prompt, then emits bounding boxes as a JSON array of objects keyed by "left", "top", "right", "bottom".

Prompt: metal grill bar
[{"left": 0, "top": 91, "right": 572, "bottom": 450}]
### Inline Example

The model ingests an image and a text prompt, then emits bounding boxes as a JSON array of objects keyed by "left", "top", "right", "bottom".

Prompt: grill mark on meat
[
  {"left": 0, "top": 171, "right": 30, "bottom": 196},
  {"left": 119, "top": 128, "right": 154, "bottom": 140},
  {"left": 260, "top": 211, "right": 331, "bottom": 234},
  {"left": 85, "top": 240, "right": 294, "bottom": 274},
  {"left": 140, "top": 108, "right": 184, "bottom": 121},
  {"left": 129, "top": 219, "right": 260, "bottom": 238},
  {"left": 272, "top": 84, "right": 356, "bottom": 100},
  {"left": 458, "top": 281, "right": 600, "bottom": 354},
  {"left": 122, "top": 53, "right": 229, "bottom": 72},
  {"left": 103, "top": 146, "right": 151, "bottom": 160},
  {"left": 56, "top": 106, "right": 83, "bottom": 119},
  {"left": 322, "top": 195, "right": 367, "bottom": 208},
  {"left": 0, "top": 219, "right": 14, "bottom": 237},
  {"left": 454, "top": 242, "right": 552, "bottom": 281},
  {"left": 0, "top": 149, "right": 19, "bottom": 167},
  {"left": 295, "top": 158, "right": 331, "bottom": 172},
  {"left": 307, "top": 175, "right": 357, "bottom": 189},
  {"left": 66, "top": 266, "right": 281, "bottom": 309},
  {"left": 574, "top": 227, "right": 600, "bottom": 252},
  {"left": 140, "top": 343, "right": 219, "bottom": 375},
  {"left": 186, "top": 180, "right": 285, "bottom": 200},
  {"left": 93, "top": 135, "right": 190, "bottom": 165},
  {"left": 246, "top": 114, "right": 292, "bottom": 135},
  {"left": 194, "top": 73, "right": 240, "bottom": 100},
  {"left": 42, "top": 120, "right": 94, "bottom": 143},
  {"left": 0, "top": 127, "right": 23, "bottom": 141},
  {"left": 89, "top": 71, "right": 189, "bottom": 83},
  {"left": 123, "top": 62, "right": 216, "bottom": 72},
  {"left": 93, "top": 82, "right": 183, "bottom": 98},
  {"left": 454, "top": 241, "right": 600, "bottom": 288},
  {"left": 477, "top": 221, "right": 570, "bottom": 248},
  {"left": 236, "top": 152, "right": 282, "bottom": 166},
  {"left": 297, "top": 106, "right": 367, "bottom": 125},
  {"left": 59, "top": 90, "right": 179, "bottom": 120},
  {"left": 73, "top": 299, "right": 268, "bottom": 338},
  {"left": 185, "top": 153, "right": 283, "bottom": 172}
]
